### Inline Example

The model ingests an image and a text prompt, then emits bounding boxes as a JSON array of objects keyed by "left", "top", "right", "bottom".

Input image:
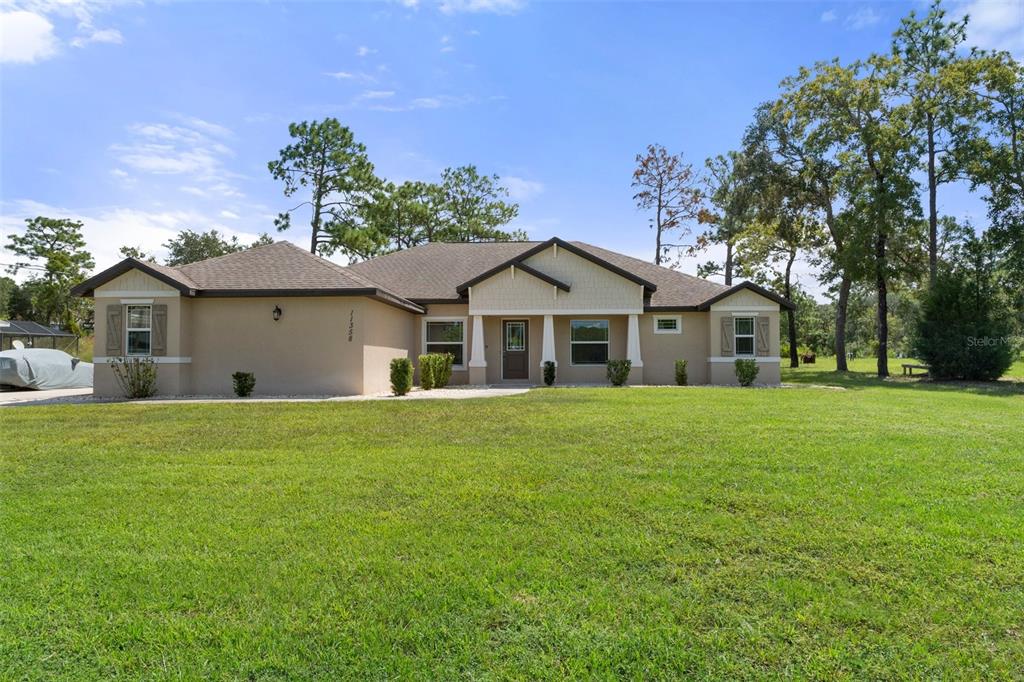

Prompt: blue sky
[{"left": 2, "top": 0, "right": 1021, "bottom": 297}]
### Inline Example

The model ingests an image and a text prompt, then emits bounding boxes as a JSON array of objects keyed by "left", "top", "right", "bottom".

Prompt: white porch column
[
  {"left": 540, "top": 314, "right": 556, "bottom": 367},
  {"left": 468, "top": 314, "right": 487, "bottom": 384},
  {"left": 626, "top": 313, "right": 643, "bottom": 368}
]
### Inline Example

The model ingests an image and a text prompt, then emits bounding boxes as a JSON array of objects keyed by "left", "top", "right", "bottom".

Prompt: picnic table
[{"left": 902, "top": 363, "right": 929, "bottom": 377}]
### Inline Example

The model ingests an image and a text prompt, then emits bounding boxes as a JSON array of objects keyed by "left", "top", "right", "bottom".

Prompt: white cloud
[
  {"left": 440, "top": 45, "right": 455, "bottom": 53},
  {"left": 0, "top": 10, "right": 59, "bottom": 63},
  {"left": 356, "top": 45, "right": 377, "bottom": 57},
  {"left": 952, "top": 0, "right": 1024, "bottom": 55},
  {"left": 109, "top": 117, "right": 246, "bottom": 201},
  {"left": 70, "top": 26, "right": 121, "bottom": 47},
  {"left": 502, "top": 176, "right": 544, "bottom": 201},
  {"left": 219, "top": 210, "right": 240, "bottom": 219},
  {"left": 439, "top": 0, "right": 524, "bottom": 14},
  {"left": 360, "top": 90, "right": 396, "bottom": 99},
  {"left": 820, "top": 9, "right": 837, "bottom": 23},
  {"left": 845, "top": 6, "right": 881, "bottom": 30},
  {"left": 0, "top": 1, "right": 127, "bottom": 63},
  {"left": 360, "top": 93, "right": 476, "bottom": 112}
]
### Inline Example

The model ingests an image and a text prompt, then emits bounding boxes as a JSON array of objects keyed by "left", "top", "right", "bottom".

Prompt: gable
[
  {"left": 469, "top": 246, "right": 644, "bottom": 314},
  {"left": 94, "top": 268, "right": 181, "bottom": 297},
  {"left": 707, "top": 288, "right": 780, "bottom": 311}
]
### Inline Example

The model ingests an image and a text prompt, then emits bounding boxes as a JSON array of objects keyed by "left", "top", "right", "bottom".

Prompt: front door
[{"left": 502, "top": 320, "right": 529, "bottom": 380}]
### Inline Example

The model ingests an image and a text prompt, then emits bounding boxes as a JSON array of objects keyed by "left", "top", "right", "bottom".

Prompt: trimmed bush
[
  {"left": 232, "top": 372, "right": 256, "bottom": 397},
  {"left": 418, "top": 353, "right": 455, "bottom": 390},
  {"left": 110, "top": 356, "right": 158, "bottom": 399},
  {"left": 418, "top": 354, "right": 435, "bottom": 390},
  {"left": 543, "top": 360, "right": 556, "bottom": 386},
  {"left": 390, "top": 357, "right": 413, "bottom": 396},
  {"left": 606, "top": 359, "right": 632, "bottom": 386},
  {"left": 434, "top": 353, "right": 454, "bottom": 388},
  {"left": 735, "top": 359, "right": 759, "bottom": 387},
  {"left": 674, "top": 359, "right": 688, "bottom": 386}
]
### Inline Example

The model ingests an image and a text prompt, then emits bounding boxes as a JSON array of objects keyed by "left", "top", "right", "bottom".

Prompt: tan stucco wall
[
  {"left": 188, "top": 297, "right": 367, "bottom": 396},
  {"left": 361, "top": 299, "right": 417, "bottom": 395},
  {"left": 469, "top": 246, "right": 643, "bottom": 314},
  {"left": 640, "top": 313, "right": 709, "bottom": 385},
  {"left": 550, "top": 315, "right": 628, "bottom": 384}
]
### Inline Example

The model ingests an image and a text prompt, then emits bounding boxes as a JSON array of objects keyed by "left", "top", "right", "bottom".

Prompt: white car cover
[{"left": 0, "top": 348, "right": 93, "bottom": 390}]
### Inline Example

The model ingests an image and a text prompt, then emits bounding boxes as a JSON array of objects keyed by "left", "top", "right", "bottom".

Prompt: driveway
[{"left": 0, "top": 388, "right": 94, "bottom": 406}]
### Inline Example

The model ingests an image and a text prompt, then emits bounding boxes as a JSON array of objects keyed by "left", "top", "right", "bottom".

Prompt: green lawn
[{"left": 3, "top": 381, "right": 1023, "bottom": 679}]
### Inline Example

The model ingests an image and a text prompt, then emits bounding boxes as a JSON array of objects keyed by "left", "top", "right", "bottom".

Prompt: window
[
  {"left": 570, "top": 319, "right": 609, "bottom": 365},
  {"left": 424, "top": 319, "right": 465, "bottom": 366},
  {"left": 505, "top": 321, "right": 525, "bottom": 351},
  {"left": 734, "top": 316, "right": 755, "bottom": 356},
  {"left": 653, "top": 315, "right": 681, "bottom": 334},
  {"left": 126, "top": 305, "right": 152, "bottom": 356}
]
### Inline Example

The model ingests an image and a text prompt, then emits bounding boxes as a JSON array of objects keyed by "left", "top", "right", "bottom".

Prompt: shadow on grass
[{"left": 783, "top": 367, "right": 1024, "bottom": 397}]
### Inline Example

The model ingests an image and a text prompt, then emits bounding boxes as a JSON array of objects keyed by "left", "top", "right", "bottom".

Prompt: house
[{"left": 72, "top": 238, "right": 794, "bottom": 396}]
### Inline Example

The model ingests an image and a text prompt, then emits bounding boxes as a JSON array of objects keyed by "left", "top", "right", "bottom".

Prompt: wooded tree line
[
  {"left": 634, "top": 0, "right": 1023, "bottom": 378},
  {"left": 267, "top": 118, "right": 523, "bottom": 260}
]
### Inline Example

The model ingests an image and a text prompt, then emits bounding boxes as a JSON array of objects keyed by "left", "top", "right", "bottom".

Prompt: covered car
[{"left": 0, "top": 348, "right": 93, "bottom": 390}]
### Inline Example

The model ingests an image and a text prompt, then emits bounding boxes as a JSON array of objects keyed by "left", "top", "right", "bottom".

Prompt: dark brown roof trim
[
  {"left": 71, "top": 258, "right": 197, "bottom": 297},
  {"left": 697, "top": 281, "right": 795, "bottom": 311},
  {"left": 409, "top": 297, "right": 467, "bottom": 305},
  {"left": 195, "top": 288, "right": 425, "bottom": 313},
  {"left": 456, "top": 259, "right": 571, "bottom": 293},
  {"left": 513, "top": 238, "right": 658, "bottom": 291},
  {"left": 644, "top": 305, "right": 700, "bottom": 312}
]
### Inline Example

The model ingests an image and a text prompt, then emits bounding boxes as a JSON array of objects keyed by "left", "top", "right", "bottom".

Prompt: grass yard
[{"left": 2, "top": 378, "right": 1023, "bottom": 678}]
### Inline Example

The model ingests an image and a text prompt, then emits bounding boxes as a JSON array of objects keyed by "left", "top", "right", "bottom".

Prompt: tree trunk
[
  {"left": 927, "top": 114, "right": 938, "bottom": 287},
  {"left": 835, "top": 275, "right": 850, "bottom": 372},
  {"left": 876, "top": 230, "right": 889, "bottom": 378},
  {"left": 784, "top": 248, "right": 798, "bottom": 368},
  {"left": 654, "top": 188, "right": 664, "bottom": 265},
  {"left": 725, "top": 241, "right": 734, "bottom": 286}
]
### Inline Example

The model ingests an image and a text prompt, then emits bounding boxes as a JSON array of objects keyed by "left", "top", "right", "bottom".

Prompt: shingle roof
[
  {"left": 75, "top": 238, "right": 782, "bottom": 312},
  {"left": 346, "top": 238, "right": 733, "bottom": 309},
  {"left": 178, "top": 241, "right": 384, "bottom": 292}
]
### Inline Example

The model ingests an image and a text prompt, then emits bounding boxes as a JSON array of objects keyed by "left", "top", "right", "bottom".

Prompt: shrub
[
  {"left": 674, "top": 359, "right": 688, "bottom": 386},
  {"left": 418, "top": 353, "right": 454, "bottom": 390},
  {"left": 913, "top": 240, "right": 1017, "bottom": 381},
  {"left": 109, "top": 356, "right": 158, "bottom": 399},
  {"left": 734, "top": 359, "right": 759, "bottom": 387},
  {"left": 543, "top": 360, "right": 556, "bottom": 386},
  {"left": 434, "top": 353, "right": 454, "bottom": 388},
  {"left": 390, "top": 357, "right": 413, "bottom": 396},
  {"left": 232, "top": 372, "right": 256, "bottom": 397},
  {"left": 418, "top": 354, "right": 434, "bottom": 390},
  {"left": 606, "top": 359, "right": 632, "bottom": 386}
]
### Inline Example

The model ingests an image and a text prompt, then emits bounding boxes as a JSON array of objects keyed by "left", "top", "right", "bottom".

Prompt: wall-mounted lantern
[{"left": 272, "top": 305, "right": 283, "bottom": 321}]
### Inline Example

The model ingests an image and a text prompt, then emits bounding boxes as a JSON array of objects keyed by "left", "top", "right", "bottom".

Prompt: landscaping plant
[
  {"left": 735, "top": 359, "right": 759, "bottom": 386},
  {"left": 418, "top": 353, "right": 455, "bottom": 390},
  {"left": 543, "top": 360, "right": 556, "bottom": 386},
  {"left": 390, "top": 357, "right": 413, "bottom": 396},
  {"left": 109, "top": 356, "right": 158, "bottom": 399},
  {"left": 606, "top": 359, "right": 632, "bottom": 386},
  {"left": 232, "top": 372, "right": 256, "bottom": 397},
  {"left": 417, "top": 354, "right": 435, "bottom": 390},
  {"left": 674, "top": 359, "right": 688, "bottom": 386}
]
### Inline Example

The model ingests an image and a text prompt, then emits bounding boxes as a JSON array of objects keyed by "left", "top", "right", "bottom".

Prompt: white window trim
[
  {"left": 569, "top": 319, "right": 610, "bottom": 366},
  {"left": 422, "top": 316, "right": 467, "bottom": 370},
  {"left": 734, "top": 315, "right": 756, "bottom": 357},
  {"left": 653, "top": 315, "right": 682, "bottom": 334},
  {"left": 125, "top": 304, "right": 152, "bottom": 357}
]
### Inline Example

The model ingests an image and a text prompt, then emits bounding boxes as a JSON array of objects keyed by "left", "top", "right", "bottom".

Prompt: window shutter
[
  {"left": 152, "top": 304, "right": 168, "bottom": 357},
  {"left": 105, "top": 304, "right": 123, "bottom": 356},
  {"left": 756, "top": 317, "right": 770, "bottom": 356},
  {"left": 720, "top": 317, "right": 734, "bottom": 356}
]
